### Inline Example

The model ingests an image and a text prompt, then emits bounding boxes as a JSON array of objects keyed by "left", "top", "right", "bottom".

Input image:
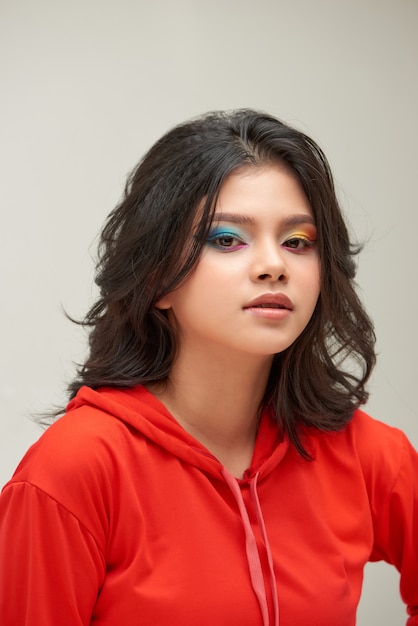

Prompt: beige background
[{"left": 1, "top": 1, "right": 417, "bottom": 623}]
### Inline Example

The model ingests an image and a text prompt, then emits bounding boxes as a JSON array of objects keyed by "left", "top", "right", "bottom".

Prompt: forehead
[{"left": 214, "top": 163, "right": 313, "bottom": 219}]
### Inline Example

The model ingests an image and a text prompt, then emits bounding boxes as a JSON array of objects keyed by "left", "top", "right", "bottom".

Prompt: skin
[{"left": 153, "top": 164, "right": 321, "bottom": 477}]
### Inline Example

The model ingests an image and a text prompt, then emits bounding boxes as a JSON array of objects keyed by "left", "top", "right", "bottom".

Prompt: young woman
[{"left": 0, "top": 110, "right": 417, "bottom": 625}]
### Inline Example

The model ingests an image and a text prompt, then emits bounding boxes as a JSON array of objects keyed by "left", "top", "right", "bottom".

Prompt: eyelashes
[
  {"left": 205, "top": 227, "right": 317, "bottom": 253},
  {"left": 205, "top": 228, "right": 247, "bottom": 252},
  {"left": 282, "top": 233, "right": 317, "bottom": 252}
]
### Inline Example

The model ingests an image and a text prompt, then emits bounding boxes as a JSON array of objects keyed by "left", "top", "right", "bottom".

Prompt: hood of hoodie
[{"left": 66, "top": 385, "right": 290, "bottom": 484}]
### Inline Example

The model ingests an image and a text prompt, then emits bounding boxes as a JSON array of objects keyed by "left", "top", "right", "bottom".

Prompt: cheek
[
  {"left": 169, "top": 272, "right": 216, "bottom": 318},
  {"left": 189, "top": 258, "right": 236, "bottom": 291},
  {"left": 301, "top": 259, "right": 321, "bottom": 302},
  {"left": 311, "top": 264, "right": 321, "bottom": 293}
]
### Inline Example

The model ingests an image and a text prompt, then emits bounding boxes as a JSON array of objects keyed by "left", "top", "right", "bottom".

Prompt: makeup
[
  {"left": 206, "top": 226, "right": 247, "bottom": 252},
  {"left": 243, "top": 292, "right": 294, "bottom": 321},
  {"left": 281, "top": 222, "right": 317, "bottom": 252}
]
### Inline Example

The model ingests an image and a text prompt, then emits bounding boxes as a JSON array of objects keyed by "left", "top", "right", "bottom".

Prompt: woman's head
[
  {"left": 128, "top": 109, "right": 354, "bottom": 302},
  {"left": 70, "top": 109, "right": 375, "bottom": 456}
]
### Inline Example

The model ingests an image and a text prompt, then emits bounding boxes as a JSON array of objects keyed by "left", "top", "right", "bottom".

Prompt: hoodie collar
[{"left": 67, "top": 385, "right": 289, "bottom": 482}]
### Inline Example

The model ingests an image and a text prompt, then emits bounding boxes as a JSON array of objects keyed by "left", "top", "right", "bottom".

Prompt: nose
[{"left": 250, "top": 241, "right": 288, "bottom": 283}]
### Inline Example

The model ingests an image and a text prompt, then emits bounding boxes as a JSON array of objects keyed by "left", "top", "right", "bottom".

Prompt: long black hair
[{"left": 65, "top": 109, "right": 376, "bottom": 458}]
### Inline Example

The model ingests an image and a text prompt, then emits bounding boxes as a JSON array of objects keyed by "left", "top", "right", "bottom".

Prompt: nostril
[{"left": 258, "top": 273, "right": 286, "bottom": 281}]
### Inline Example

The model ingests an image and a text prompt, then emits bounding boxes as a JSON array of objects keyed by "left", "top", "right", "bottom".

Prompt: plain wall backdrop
[{"left": 1, "top": 1, "right": 417, "bottom": 623}]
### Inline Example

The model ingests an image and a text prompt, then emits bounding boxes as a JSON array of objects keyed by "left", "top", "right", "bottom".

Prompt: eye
[
  {"left": 282, "top": 234, "right": 317, "bottom": 252},
  {"left": 206, "top": 230, "right": 247, "bottom": 252}
]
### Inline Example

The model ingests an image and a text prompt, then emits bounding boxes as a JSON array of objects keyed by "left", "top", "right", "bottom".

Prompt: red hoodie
[{"left": 0, "top": 385, "right": 417, "bottom": 625}]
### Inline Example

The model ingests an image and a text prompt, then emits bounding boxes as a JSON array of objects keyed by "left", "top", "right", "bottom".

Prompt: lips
[{"left": 243, "top": 293, "right": 294, "bottom": 311}]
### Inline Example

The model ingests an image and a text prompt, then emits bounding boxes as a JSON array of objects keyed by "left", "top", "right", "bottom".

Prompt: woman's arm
[{"left": 0, "top": 481, "right": 105, "bottom": 626}]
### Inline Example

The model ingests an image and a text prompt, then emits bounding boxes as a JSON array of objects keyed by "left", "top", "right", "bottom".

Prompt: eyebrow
[{"left": 212, "top": 212, "right": 316, "bottom": 228}]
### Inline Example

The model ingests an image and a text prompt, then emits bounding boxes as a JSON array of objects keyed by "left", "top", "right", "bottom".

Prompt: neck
[{"left": 148, "top": 348, "right": 273, "bottom": 477}]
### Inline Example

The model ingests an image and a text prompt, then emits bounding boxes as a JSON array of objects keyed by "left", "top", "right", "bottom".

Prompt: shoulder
[
  {"left": 314, "top": 408, "right": 411, "bottom": 460},
  {"left": 311, "top": 409, "right": 417, "bottom": 505},
  {"left": 347, "top": 408, "right": 406, "bottom": 440},
  {"left": 3, "top": 403, "right": 139, "bottom": 534},
  {"left": 349, "top": 409, "right": 418, "bottom": 495},
  {"left": 11, "top": 404, "right": 130, "bottom": 484},
  {"left": 345, "top": 409, "right": 413, "bottom": 469}
]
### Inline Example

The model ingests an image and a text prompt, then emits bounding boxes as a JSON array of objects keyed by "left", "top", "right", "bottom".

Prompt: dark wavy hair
[{"left": 65, "top": 109, "right": 376, "bottom": 459}]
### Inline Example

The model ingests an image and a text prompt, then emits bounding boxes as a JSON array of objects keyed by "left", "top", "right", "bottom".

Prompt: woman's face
[{"left": 156, "top": 164, "right": 321, "bottom": 362}]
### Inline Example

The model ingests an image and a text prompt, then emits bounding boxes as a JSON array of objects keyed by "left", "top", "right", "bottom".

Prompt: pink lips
[{"left": 243, "top": 293, "right": 293, "bottom": 320}]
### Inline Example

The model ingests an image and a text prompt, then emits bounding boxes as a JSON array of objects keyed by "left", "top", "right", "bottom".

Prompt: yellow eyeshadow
[{"left": 288, "top": 228, "right": 316, "bottom": 240}]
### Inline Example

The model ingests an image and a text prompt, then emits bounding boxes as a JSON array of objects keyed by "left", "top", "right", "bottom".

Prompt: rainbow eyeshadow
[
  {"left": 206, "top": 226, "right": 247, "bottom": 251},
  {"left": 281, "top": 226, "right": 317, "bottom": 251}
]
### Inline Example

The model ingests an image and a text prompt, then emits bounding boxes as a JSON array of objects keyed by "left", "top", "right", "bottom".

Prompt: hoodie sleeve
[
  {"left": 369, "top": 432, "right": 418, "bottom": 625},
  {"left": 0, "top": 480, "right": 106, "bottom": 626}
]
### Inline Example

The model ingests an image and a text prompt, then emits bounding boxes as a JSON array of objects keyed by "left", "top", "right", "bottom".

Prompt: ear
[{"left": 154, "top": 295, "right": 172, "bottom": 310}]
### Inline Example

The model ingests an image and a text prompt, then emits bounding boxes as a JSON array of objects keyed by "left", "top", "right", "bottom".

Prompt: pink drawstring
[
  {"left": 222, "top": 469, "right": 279, "bottom": 626},
  {"left": 251, "top": 473, "right": 279, "bottom": 626}
]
